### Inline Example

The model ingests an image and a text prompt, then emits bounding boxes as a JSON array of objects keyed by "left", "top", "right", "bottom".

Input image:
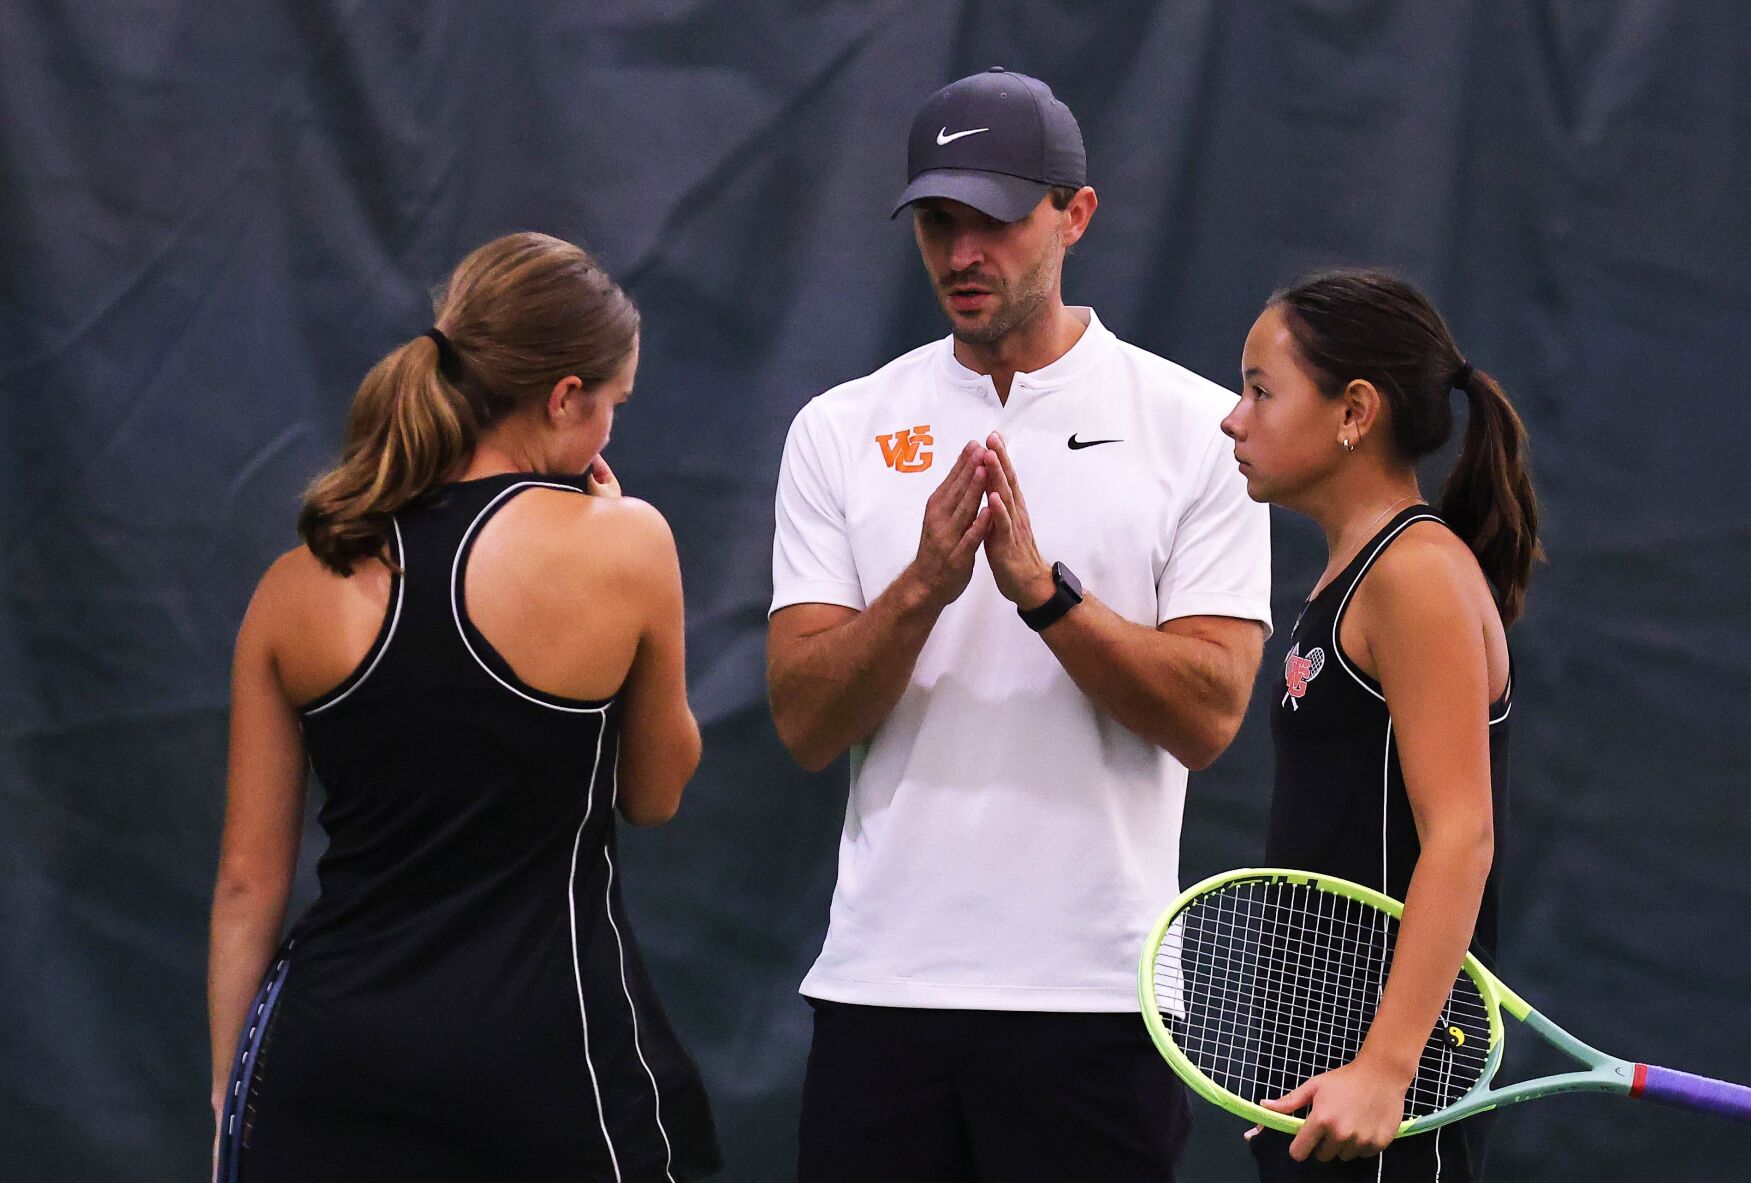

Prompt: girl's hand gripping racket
[{"left": 1138, "top": 868, "right": 1751, "bottom": 1138}]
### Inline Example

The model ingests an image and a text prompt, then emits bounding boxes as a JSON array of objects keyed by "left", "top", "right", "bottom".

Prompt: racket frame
[{"left": 1138, "top": 867, "right": 1637, "bottom": 1136}]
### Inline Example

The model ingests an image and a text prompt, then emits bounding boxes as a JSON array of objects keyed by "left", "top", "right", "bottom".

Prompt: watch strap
[{"left": 1018, "top": 563, "right": 1083, "bottom": 631}]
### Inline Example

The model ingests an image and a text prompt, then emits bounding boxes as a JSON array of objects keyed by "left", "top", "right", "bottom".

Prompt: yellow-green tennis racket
[{"left": 1139, "top": 868, "right": 1751, "bottom": 1135}]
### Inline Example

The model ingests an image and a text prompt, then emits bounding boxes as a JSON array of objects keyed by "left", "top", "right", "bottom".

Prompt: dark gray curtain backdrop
[{"left": 4, "top": 2, "right": 1749, "bottom": 1179}]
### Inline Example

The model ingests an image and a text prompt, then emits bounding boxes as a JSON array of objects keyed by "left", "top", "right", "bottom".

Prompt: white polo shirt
[{"left": 771, "top": 309, "right": 1271, "bottom": 1011}]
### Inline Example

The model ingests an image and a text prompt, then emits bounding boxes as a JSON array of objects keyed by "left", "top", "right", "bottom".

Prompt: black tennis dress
[
  {"left": 218, "top": 474, "right": 721, "bottom": 1183},
  {"left": 1252, "top": 507, "right": 1511, "bottom": 1183}
]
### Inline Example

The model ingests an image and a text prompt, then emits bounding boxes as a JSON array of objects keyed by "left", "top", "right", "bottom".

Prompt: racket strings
[{"left": 1153, "top": 878, "right": 1490, "bottom": 1120}]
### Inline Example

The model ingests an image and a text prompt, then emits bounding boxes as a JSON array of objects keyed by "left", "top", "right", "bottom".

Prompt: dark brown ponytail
[
  {"left": 1272, "top": 269, "right": 1543, "bottom": 624},
  {"left": 1441, "top": 367, "right": 1540, "bottom": 625},
  {"left": 299, "top": 232, "right": 639, "bottom": 575}
]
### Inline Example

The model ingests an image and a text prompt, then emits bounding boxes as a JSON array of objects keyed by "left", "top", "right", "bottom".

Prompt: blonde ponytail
[
  {"left": 297, "top": 335, "right": 473, "bottom": 572},
  {"left": 297, "top": 233, "right": 639, "bottom": 575}
]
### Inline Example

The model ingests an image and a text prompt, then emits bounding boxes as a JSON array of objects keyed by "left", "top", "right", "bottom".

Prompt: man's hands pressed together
[
  {"left": 767, "top": 439, "right": 998, "bottom": 771},
  {"left": 769, "top": 426, "right": 1263, "bottom": 771},
  {"left": 898, "top": 430, "right": 1053, "bottom": 615},
  {"left": 950, "top": 429, "right": 1263, "bottom": 767},
  {"left": 895, "top": 441, "right": 994, "bottom": 612},
  {"left": 979, "top": 432, "right": 1057, "bottom": 611}
]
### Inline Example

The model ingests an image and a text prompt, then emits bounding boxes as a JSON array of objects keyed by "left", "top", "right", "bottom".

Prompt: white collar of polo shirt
[{"left": 937, "top": 307, "right": 1115, "bottom": 406}]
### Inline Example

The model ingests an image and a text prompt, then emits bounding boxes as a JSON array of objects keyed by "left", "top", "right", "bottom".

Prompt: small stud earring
[{"left": 1340, "top": 436, "right": 1354, "bottom": 453}]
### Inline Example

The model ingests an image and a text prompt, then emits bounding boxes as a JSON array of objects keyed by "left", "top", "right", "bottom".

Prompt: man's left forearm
[
  {"left": 1035, "top": 595, "right": 1261, "bottom": 769},
  {"left": 974, "top": 431, "right": 1263, "bottom": 765}
]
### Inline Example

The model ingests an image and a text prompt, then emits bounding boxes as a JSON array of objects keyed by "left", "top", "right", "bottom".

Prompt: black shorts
[
  {"left": 797, "top": 999, "right": 1192, "bottom": 1183},
  {"left": 1249, "top": 1114, "right": 1491, "bottom": 1183}
]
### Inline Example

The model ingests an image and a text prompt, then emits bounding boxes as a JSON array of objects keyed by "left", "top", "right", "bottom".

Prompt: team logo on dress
[
  {"left": 1282, "top": 643, "right": 1325, "bottom": 710},
  {"left": 875, "top": 424, "right": 934, "bottom": 472}
]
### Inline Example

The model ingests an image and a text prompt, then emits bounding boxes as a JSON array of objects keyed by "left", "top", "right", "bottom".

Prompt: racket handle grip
[{"left": 1633, "top": 1064, "right": 1751, "bottom": 1122}]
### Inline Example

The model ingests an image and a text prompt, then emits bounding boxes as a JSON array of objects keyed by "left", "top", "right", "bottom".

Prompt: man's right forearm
[{"left": 769, "top": 568, "right": 944, "bottom": 771}]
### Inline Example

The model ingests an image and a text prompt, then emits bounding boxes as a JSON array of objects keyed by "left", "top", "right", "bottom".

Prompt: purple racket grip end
[{"left": 1633, "top": 1063, "right": 1751, "bottom": 1123}]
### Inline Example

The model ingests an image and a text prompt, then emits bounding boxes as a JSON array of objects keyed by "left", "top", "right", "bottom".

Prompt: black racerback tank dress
[
  {"left": 218, "top": 474, "right": 720, "bottom": 1183},
  {"left": 1250, "top": 507, "right": 1510, "bottom": 1183}
]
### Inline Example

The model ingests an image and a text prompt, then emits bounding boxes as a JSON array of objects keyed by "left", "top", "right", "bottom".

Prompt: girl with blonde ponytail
[
  {"left": 298, "top": 231, "right": 640, "bottom": 573},
  {"left": 1221, "top": 269, "right": 1539, "bottom": 1183},
  {"left": 210, "top": 233, "right": 721, "bottom": 1181}
]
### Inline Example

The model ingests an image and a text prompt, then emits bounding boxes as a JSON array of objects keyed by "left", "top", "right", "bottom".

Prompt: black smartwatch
[{"left": 1018, "top": 561, "right": 1084, "bottom": 631}]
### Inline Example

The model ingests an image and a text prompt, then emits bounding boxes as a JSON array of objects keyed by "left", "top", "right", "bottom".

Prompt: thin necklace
[
  {"left": 1293, "top": 494, "right": 1424, "bottom": 632},
  {"left": 1329, "top": 494, "right": 1423, "bottom": 582}
]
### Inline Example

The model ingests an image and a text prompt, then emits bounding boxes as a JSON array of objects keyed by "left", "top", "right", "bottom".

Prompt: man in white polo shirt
[{"left": 768, "top": 68, "right": 1272, "bottom": 1181}]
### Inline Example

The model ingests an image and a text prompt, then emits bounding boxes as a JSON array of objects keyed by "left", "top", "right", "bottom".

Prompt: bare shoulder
[
  {"left": 263, "top": 542, "right": 392, "bottom": 602},
  {"left": 235, "top": 545, "right": 324, "bottom": 667},
  {"left": 589, "top": 494, "right": 676, "bottom": 552},
  {"left": 503, "top": 489, "right": 678, "bottom": 580},
  {"left": 1347, "top": 519, "right": 1510, "bottom": 698},
  {"left": 590, "top": 497, "right": 680, "bottom": 590},
  {"left": 514, "top": 488, "right": 672, "bottom": 546},
  {"left": 246, "top": 545, "right": 328, "bottom": 630},
  {"left": 1360, "top": 520, "right": 1493, "bottom": 624},
  {"left": 247, "top": 543, "right": 392, "bottom": 648},
  {"left": 265, "top": 542, "right": 344, "bottom": 586}
]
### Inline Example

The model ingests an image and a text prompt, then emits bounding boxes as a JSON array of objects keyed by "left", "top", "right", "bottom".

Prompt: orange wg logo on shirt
[{"left": 875, "top": 424, "right": 934, "bottom": 472}]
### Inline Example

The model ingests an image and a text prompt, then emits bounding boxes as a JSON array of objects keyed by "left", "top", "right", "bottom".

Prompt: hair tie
[
  {"left": 1452, "top": 360, "right": 1474, "bottom": 391},
  {"left": 424, "top": 327, "right": 458, "bottom": 370}
]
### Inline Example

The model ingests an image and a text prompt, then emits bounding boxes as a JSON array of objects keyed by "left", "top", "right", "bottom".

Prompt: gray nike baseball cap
[{"left": 892, "top": 67, "right": 1087, "bottom": 223}]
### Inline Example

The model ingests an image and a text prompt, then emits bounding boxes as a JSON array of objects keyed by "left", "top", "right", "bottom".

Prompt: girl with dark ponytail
[
  {"left": 210, "top": 233, "right": 721, "bottom": 1180},
  {"left": 1222, "top": 269, "right": 1539, "bottom": 1182}
]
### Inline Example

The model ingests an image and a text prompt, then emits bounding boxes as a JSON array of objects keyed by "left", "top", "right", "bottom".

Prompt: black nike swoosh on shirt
[{"left": 1067, "top": 434, "right": 1123, "bottom": 449}]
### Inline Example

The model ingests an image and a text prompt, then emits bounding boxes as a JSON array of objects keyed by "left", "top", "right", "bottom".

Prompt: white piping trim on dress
[
  {"left": 1331, "top": 514, "right": 1444, "bottom": 703},
  {"left": 1376, "top": 715, "right": 1393, "bottom": 1181},
  {"left": 1489, "top": 667, "right": 1514, "bottom": 726},
  {"left": 1381, "top": 717, "right": 1393, "bottom": 897},
  {"left": 569, "top": 718, "right": 621, "bottom": 1180},
  {"left": 305, "top": 520, "right": 406, "bottom": 717},
  {"left": 451, "top": 481, "right": 611, "bottom": 714},
  {"left": 602, "top": 738, "right": 678, "bottom": 1183}
]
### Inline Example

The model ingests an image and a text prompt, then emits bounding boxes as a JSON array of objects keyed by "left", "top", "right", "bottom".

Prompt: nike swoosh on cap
[
  {"left": 936, "top": 126, "right": 990, "bottom": 145},
  {"left": 1067, "top": 434, "right": 1122, "bottom": 450}
]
